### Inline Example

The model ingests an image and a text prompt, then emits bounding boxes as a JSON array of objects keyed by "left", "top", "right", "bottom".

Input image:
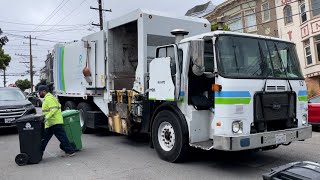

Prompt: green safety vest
[{"left": 42, "top": 93, "right": 63, "bottom": 128}]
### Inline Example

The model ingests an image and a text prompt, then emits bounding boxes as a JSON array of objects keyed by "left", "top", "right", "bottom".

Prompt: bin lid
[
  {"left": 16, "top": 114, "right": 44, "bottom": 123},
  {"left": 62, "top": 110, "right": 80, "bottom": 117}
]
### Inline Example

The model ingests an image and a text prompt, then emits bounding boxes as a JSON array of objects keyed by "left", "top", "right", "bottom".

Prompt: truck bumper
[{"left": 212, "top": 125, "right": 312, "bottom": 151}]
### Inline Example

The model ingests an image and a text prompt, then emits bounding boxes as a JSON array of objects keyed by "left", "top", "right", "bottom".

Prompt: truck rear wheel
[
  {"left": 77, "top": 102, "right": 92, "bottom": 134},
  {"left": 64, "top": 101, "right": 77, "bottom": 110},
  {"left": 152, "top": 110, "right": 189, "bottom": 163}
]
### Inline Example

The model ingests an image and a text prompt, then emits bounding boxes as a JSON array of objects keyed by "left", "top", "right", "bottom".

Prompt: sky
[{"left": 0, "top": 0, "right": 225, "bottom": 87}]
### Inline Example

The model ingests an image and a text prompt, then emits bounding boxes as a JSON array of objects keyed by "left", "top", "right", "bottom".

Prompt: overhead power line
[
  {"left": 232, "top": 4, "right": 320, "bottom": 32},
  {"left": 210, "top": 0, "right": 302, "bottom": 23},
  {"left": 3, "top": 27, "right": 90, "bottom": 33},
  {"left": 247, "top": 1, "right": 276, "bottom": 37},
  {"left": 4, "top": 33, "right": 68, "bottom": 43},
  {"left": 37, "top": 0, "right": 89, "bottom": 37},
  {"left": 33, "top": 0, "right": 71, "bottom": 31},
  {"left": 0, "top": 20, "right": 89, "bottom": 27}
]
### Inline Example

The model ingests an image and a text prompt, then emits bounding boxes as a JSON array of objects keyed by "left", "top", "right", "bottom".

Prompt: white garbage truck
[{"left": 53, "top": 9, "right": 312, "bottom": 162}]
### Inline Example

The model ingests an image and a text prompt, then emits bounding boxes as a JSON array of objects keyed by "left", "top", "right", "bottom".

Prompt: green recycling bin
[{"left": 62, "top": 110, "right": 82, "bottom": 151}]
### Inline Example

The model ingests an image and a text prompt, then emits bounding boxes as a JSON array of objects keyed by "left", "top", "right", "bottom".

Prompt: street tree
[
  {"left": 211, "top": 23, "right": 230, "bottom": 31},
  {"left": 15, "top": 79, "right": 31, "bottom": 91},
  {"left": 0, "top": 28, "right": 11, "bottom": 70},
  {"left": 35, "top": 79, "right": 47, "bottom": 91}
]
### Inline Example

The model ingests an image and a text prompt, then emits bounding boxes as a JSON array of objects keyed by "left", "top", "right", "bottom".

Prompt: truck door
[{"left": 150, "top": 45, "right": 180, "bottom": 100}]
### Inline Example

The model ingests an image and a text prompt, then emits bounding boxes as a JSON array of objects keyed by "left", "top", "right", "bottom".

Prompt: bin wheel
[{"left": 15, "top": 153, "right": 29, "bottom": 166}]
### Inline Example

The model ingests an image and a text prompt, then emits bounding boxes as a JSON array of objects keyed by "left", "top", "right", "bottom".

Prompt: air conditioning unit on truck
[{"left": 53, "top": 9, "right": 312, "bottom": 162}]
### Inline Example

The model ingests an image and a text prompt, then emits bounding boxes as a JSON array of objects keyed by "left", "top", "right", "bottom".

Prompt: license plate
[
  {"left": 275, "top": 133, "right": 286, "bottom": 144},
  {"left": 4, "top": 118, "right": 15, "bottom": 123}
]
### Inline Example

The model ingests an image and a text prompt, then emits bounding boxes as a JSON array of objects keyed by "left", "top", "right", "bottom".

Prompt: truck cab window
[
  {"left": 156, "top": 46, "right": 176, "bottom": 75},
  {"left": 188, "top": 40, "right": 215, "bottom": 110},
  {"left": 204, "top": 40, "right": 214, "bottom": 72}
]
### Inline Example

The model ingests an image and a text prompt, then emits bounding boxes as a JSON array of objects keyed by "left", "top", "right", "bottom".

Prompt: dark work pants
[{"left": 41, "top": 124, "right": 75, "bottom": 154}]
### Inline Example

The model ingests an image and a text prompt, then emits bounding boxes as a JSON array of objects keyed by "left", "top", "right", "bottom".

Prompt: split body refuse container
[
  {"left": 15, "top": 114, "right": 43, "bottom": 166},
  {"left": 62, "top": 110, "right": 82, "bottom": 151}
]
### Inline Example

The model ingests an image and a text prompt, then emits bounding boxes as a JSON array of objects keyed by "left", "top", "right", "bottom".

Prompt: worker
[{"left": 38, "top": 85, "right": 75, "bottom": 157}]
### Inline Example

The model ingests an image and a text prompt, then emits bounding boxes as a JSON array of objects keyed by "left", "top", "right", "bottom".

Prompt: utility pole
[
  {"left": 3, "top": 69, "right": 6, "bottom": 87},
  {"left": 29, "top": 35, "right": 33, "bottom": 92},
  {"left": 15, "top": 37, "right": 37, "bottom": 92},
  {"left": 90, "top": 0, "right": 111, "bottom": 30}
]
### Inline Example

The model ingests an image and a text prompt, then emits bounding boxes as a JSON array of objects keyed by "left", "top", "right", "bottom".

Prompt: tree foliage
[
  {"left": 15, "top": 79, "right": 31, "bottom": 91},
  {"left": 211, "top": 23, "right": 231, "bottom": 31},
  {"left": 0, "top": 28, "right": 11, "bottom": 70},
  {"left": 35, "top": 79, "right": 47, "bottom": 91}
]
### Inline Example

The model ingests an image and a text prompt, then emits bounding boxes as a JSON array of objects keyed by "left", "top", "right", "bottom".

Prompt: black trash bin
[{"left": 15, "top": 114, "right": 44, "bottom": 166}]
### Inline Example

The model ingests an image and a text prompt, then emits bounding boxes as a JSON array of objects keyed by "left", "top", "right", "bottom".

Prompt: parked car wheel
[{"left": 77, "top": 102, "right": 92, "bottom": 134}]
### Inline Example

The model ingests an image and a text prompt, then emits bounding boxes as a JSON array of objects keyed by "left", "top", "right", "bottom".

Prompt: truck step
[{"left": 190, "top": 140, "right": 213, "bottom": 151}]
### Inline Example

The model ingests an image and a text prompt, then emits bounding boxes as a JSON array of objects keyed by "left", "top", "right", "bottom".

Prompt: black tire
[
  {"left": 64, "top": 101, "right": 77, "bottom": 110},
  {"left": 77, "top": 102, "right": 92, "bottom": 134},
  {"left": 15, "top": 153, "right": 29, "bottom": 166},
  {"left": 152, "top": 110, "right": 189, "bottom": 163},
  {"left": 312, "top": 125, "right": 320, "bottom": 132}
]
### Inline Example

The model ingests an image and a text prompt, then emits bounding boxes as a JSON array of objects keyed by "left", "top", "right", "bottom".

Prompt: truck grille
[
  {"left": 0, "top": 107, "right": 26, "bottom": 119},
  {"left": 252, "top": 92, "right": 297, "bottom": 133}
]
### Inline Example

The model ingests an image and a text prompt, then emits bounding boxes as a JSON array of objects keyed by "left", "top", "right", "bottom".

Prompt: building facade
[
  {"left": 204, "top": 0, "right": 279, "bottom": 37},
  {"left": 276, "top": 0, "right": 320, "bottom": 96},
  {"left": 40, "top": 52, "right": 54, "bottom": 84}
]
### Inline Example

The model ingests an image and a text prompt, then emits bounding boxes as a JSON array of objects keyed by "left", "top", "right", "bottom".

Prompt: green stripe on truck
[
  {"left": 215, "top": 98, "right": 251, "bottom": 104},
  {"left": 298, "top": 96, "right": 308, "bottom": 101}
]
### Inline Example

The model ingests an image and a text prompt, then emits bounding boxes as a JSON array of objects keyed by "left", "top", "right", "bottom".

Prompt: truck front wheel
[
  {"left": 152, "top": 110, "right": 189, "bottom": 163},
  {"left": 77, "top": 102, "right": 92, "bottom": 134}
]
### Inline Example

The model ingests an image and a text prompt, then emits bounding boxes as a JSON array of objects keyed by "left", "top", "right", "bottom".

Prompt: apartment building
[{"left": 276, "top": 0, "right": 320, "bottom": 95}]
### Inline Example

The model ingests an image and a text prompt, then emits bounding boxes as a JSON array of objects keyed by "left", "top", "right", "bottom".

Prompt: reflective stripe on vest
[{"left": 43, "top": 106, "right": 61, "bottom": 112}]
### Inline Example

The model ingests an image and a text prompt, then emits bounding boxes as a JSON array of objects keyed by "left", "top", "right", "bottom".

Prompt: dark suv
[{"left": 0, "top": 87, "right": 36, "bottom": 127}]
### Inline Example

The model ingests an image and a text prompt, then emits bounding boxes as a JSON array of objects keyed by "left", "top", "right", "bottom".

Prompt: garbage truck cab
[{"left": 139, "top": 30, "right": 312, "bottom": 162}]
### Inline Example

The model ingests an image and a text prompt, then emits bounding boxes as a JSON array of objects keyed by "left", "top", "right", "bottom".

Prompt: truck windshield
[{"left": 216, "top": 35, "right": 304, "bottom": 79}]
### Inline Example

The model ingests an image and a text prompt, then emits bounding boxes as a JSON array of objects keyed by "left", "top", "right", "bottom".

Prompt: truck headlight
[
  {"left": 302, "top": 114, "right": 308, "bottom": 126},
  {"left": 232, "top": 121, "right": 243, "bottom": 134}
]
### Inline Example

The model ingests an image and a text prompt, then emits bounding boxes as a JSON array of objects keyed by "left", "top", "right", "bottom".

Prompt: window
[
  {"left": 304, "top": 40, "right": 313, "bottom": 65},
  {"left": 261, "top": 2, "right": 270, "bottom": 22},
  {"left": 300, "top": 3, "right": 307, "bottom": 23},
  {"left": 314, "top": 35, "right": 320, "bottom": 63},
  {"left": 216, "top": 35, "right": 304, "bottom": 79},
  {"left": 311, "top": 0, "right": 320, "bottom": 17},
  {"left": 309, "top": 96, "right": 320, "bottom": 103},
  {"left": 228, "top": 14, "right": 243, "bottom": 32},
  {"left": 244, "top": 10, "right": 257, "bottom": 32},
  {"left": 156, "top": 46, "right": 176, "bottom": 75},
  {"left": 284, "top": 5, "right": 293, "bottom": 25}
]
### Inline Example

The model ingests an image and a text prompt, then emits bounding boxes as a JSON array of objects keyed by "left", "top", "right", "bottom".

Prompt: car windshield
[
  {"left": 0, "top": 89, "right": 26, "bottom": 101},
  {"left": 216, "top": 35, "right": 304, "bottom": 79},
  {"left": 310, "top": 96, "right": 320, "bottom": 103}
]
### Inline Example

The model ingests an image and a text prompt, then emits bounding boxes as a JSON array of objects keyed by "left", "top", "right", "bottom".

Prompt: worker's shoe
[
  {"left": 62, "top": 152, "right": 75, "bottom": 157},
  {"left": 66, "top": 152, "right": 76, "bottom": 157}
]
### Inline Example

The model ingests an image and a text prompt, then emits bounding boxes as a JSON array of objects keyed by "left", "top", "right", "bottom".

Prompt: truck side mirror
[{"left": 190, "top": 40, "right": 205, "bottom": 76}]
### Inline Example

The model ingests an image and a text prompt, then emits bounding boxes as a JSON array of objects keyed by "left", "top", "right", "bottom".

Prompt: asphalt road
[{"left": 0, "top": 108, "right": 319, "bottom": 180}]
